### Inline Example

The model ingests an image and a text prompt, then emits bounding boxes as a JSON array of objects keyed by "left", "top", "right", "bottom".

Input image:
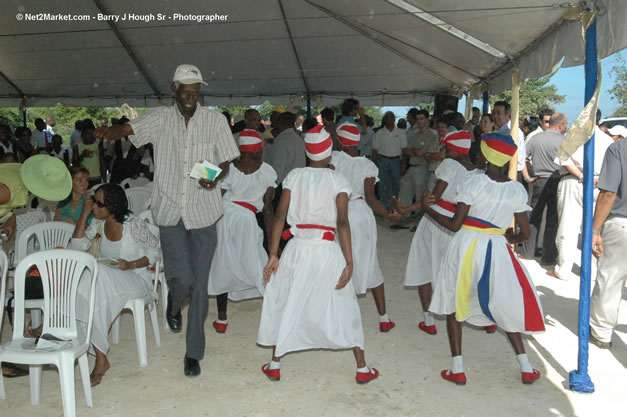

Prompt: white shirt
[
  {"left": 556, "top": 126, "right": 614, "bottom": 177},
  {"left": 282, "top": 167, "right": 352, "bottom": 240},
  {"left": 373, "top": 126, "right": 407, "bottom": 157},
  {"left": 221, "top": 162, "right": 277, "bottom": 211},
  {"left": 331, "top": 151, "right": 379, "bottom": 199},
  {"left": 129, "top": 104, "right": 240, "bottom": 229}
]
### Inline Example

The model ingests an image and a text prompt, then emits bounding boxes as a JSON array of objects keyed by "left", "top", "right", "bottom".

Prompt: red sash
[
  {"left": 435, "top": 199, "right": 456, "bottom": 213},
  {"left": 281, "top": 224, "right": 336, "bottom": 241},
  {"left": 232, "top": 201, "right": 257, "bottom": 214}
]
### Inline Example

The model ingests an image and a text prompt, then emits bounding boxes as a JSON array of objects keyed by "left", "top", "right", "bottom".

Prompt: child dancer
[
  {"left": 257, "top": 125, "right": 378, "bottom": 384},
  {"left": 395, "top": 131, "right": 483, "bottom": 335},
  {"left": 424, "top": 133, "right": 544, "bottom": 385},
  {"left": 208, "top": 129, "right": 276, "bottom": 333},
  {"left": 332, "top": 122, "right": 400, "bottom": 331}
]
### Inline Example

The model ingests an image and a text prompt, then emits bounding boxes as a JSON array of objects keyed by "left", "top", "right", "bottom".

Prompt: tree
[
  {"left": 608, "top": 54, "right": 627, "bottom": 117},
  {"left": 489, "top": 76, "right": 565, "bottom": 116}
]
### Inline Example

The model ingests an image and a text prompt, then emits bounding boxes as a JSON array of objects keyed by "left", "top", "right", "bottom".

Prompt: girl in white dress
[
  {"left": 331, "top": 122, "right": 400, "bottom": 332},
  {"left": 395, "top": 131, "right": 482, "bottom": 335},
  {"left": 257, "top": 125, "right": 379, "bottom": 384},
  {"left": 423, "top": 133, "right": 544, "bottom": 386},
  {"left": 208, "top": 129, "right": 277, "bottom": 333},
  {"left": 71, "top": 184, "right": 159, "bottom": 387}
]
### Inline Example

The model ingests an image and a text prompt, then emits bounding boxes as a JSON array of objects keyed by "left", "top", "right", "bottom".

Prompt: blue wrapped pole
[
  {"left": 482, "top": 90, "right": 489, "bottom": 114},
  {"left": 568, "top": 16, "right": 596, "bottom": 394},
  {"left": 306, "top": 97, "right": 311, "bottom": 119}
]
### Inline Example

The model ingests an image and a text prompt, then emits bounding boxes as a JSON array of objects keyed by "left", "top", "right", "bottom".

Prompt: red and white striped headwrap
[
  {"left": 337, "top": 122, "right": 360, "bottom": 147},
  {"left": 304, "top": 125, "right": 333, "bottom": 161},
  {"left": 440, "top": 130, "right": 471, "bottom": 154},
  {"left": 238, "top": 129, "right": 263, "bottom": 153}
]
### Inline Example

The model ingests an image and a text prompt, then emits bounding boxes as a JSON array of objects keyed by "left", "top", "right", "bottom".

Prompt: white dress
[
  {"left": 72, "top": 215, "right": 159, "bottom": 355},
  {"left": 208, "top": 162, "right": 277, "bottom": 300},
  {"left": 331, "top": 151, "right": 384, "bottom": 294},
  {"left": 429, "top": 174, "right": 545, "bottom": 334},
  {"left": 404, "top": 158, "right": 478, "bottom": 287},
  {"left": 257, "top": 167, "right": 365, "bottom": 357}
]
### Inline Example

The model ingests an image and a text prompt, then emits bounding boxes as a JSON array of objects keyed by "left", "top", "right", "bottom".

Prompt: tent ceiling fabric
[{"left": 0, "top": 0, "right": 625, "bottom": 107}]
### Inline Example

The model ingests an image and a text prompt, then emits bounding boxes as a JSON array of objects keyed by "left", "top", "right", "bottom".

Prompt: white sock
[
  {"left": 451, "top": 356, "right": 464, "bottom": 374},
  {"left": 357, "top": 366, "right": 370, "bottom": 373},
  {"left": 424, "top": 312, "right": 435, "bottom": 326},
  {"left": 517, "top": 354, "right": 533, "bottom": 373},
  {"left": 268, "top": 360, "right": 280, "bottom": 370},
  {"left": 216, "top": 319, "right": 228, "bottom": 324},
  {"left": 379, "top": 314, "right": 390, "bottom": 323}
]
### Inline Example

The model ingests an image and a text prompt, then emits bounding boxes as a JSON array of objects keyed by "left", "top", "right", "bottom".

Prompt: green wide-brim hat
[{"left": 20, "top": 155, "right": 72, "bottom": 201}]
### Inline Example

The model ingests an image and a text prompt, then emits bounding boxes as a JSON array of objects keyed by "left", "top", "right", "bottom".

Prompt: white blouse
[{"left": 70, "top": 215, "right": 160, "bottom": 265}]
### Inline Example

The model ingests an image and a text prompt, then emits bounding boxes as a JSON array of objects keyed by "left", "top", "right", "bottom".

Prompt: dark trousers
[
  {"left": 520, "top": 171, "right": 560, "bottom": 263},
  {"left": 160, "top": 219, "right": 217, "bottom": 360}
]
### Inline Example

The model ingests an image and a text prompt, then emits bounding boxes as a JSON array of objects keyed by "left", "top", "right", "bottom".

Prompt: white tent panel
[{"left": 0, "top": 0, "right": 625, "bottom": 107}]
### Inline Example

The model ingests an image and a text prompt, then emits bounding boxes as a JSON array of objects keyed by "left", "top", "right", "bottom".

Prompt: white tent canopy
[{"left": 0, "top": 0, "right": 625, "bottom": 107}]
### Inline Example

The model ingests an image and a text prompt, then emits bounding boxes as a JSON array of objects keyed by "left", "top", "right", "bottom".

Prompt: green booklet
[{"left": 190, "top": 160, "right": 222, "bottom": 181}]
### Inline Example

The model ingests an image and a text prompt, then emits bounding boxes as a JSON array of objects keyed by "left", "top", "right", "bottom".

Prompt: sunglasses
[{"left": 91, "top": 195, "right": 106, "bottom": 208}]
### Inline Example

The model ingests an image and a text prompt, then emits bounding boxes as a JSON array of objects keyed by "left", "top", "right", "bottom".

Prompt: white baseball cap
[
  {"left": 608, "top": 124, "right": 627, "bottom": 138},
  {"left": 172, "top": 64, "right": 208, "bottom": 86}
]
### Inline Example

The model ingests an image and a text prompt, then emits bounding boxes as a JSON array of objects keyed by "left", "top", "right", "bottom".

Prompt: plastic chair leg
[
  {"left": 29, "top": 364, "right": 42, "bottom": 405},
  {"left": 30, "top": 309, "right": 42, "bottom": 329},
  {"left": 131, "top": 299, "right": 148, "bottom": 367},
  {"left": 0, "top": 371, "right": 5, "bottom": 400},
  {"left": 58, "top": 356, "right": 77, "bottom": 417},
  {"left": 111, "top": 315, "right": 121, "bottom": 344},
  {"left": 77, "top": 354, "right": 93, "bottom": 408},
  {"left": 160, "top": 275, "right": 169, "bottom": 331},
  {"left": 149, "top": 302, "right": 161, "bottom": 346}
]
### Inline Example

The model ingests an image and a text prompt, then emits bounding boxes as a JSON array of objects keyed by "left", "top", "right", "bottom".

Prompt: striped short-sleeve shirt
[{"left": 129, "top": 104, "right": 240, "bottom": 229}]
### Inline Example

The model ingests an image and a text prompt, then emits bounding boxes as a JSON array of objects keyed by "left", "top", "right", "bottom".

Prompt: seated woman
[
  {"left": 71, "top": 183, "right": 159, "bottom": 387},
  {"left": 54, "top": 166, "right": 93, "bottom": 225}
]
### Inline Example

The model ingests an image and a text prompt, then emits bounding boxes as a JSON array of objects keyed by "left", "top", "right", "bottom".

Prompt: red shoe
[
  {"left": 356, "top": 367, "right": 379, "bottom": 384},
  {"left": 521, "top": 369, "right": 541, "bottom": 384},
  {"left": 379, "top": 320, "right": 396, "bottom": 332},
  {"left": 441, "top": 369, "right": 467, "bottom": 385},
  {"left": 485, "top": 324, "right": 497, "bottom": 333},
  {"left": 418, "top": 321, "right": 437, "bottom": 335},
  {"left": 261, "top": 363, "right": 280, "bottom": 381},
  {"left": 212, "top": 320, "right": 228, "bottom": 333}
]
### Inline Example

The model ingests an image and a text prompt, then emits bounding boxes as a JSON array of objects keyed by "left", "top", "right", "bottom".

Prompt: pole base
[{"left": 569, "top": 370, "right": 595, "bottom": 393}]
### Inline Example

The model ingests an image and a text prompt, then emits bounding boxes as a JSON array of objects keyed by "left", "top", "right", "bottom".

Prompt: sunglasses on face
[{"left": 91, "top": 195, "right": 106, "bottom": 208}]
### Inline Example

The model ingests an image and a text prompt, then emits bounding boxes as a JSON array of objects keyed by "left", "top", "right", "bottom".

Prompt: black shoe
[
  {"left": 184, "top": 357, "right": 201, "bottom": 377},
  {"left": 166, "top": 294, "right": 182, "bottom": 332}
]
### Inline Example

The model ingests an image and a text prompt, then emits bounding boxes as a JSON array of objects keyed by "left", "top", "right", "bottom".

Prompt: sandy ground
[{"left": 1, "top": 220, "right": 626, "bottom": 417}]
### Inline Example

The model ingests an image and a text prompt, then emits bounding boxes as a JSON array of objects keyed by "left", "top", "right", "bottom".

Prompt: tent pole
[
  {"left": 306, "top": 97, "right": 312, "bottom": 120},
  {"left": 482, "top": 90, "right": 489, "bottom": 114},
  {"left": 22, "top": 109, "right": 27, "bottom": 127},
  {"left": 569, "top": 16, "right": 596, "bottom": 394},
  {"left": 508, "top": 67, "right": 520, "bottom": 181}
]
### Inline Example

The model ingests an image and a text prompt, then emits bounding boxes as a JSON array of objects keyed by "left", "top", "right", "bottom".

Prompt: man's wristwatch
[{"left": 592, "top": 230, "right": 601, "bottom": 235}]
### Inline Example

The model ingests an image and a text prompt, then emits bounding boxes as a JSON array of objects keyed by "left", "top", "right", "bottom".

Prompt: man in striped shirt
[{"left": 96, "top": 64, "right": 240, "bottom": 377}]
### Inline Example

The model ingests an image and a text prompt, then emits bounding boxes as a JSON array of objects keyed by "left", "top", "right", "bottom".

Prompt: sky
[{"left": 382, "top": 50, "right": 625, "bottom": 125}]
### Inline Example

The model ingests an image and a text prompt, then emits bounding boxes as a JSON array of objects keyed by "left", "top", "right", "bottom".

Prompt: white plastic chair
[
  {"left": 110, "top": 213, "right": 160, "bottom": 366},
  {"left": 15, "top": 222, "right": 76, "bottom": 329},
  {"left": 124, "top": 187, "right": 151, "bottom": 214},
  {"left": 137, "top": 210, "right": 169, "bottom": 330},
  {"left": 0, "top": 249, "right": 99, "bottom": 417}
]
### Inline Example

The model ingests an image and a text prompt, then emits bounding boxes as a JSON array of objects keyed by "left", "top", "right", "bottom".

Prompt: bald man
[{"left": 519, "top": 112, "right": 567, "bottom": 265}]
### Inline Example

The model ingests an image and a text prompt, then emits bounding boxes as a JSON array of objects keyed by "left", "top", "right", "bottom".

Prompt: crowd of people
[{"left": 0, "top": 63, "right": 625, "bottom": 391}]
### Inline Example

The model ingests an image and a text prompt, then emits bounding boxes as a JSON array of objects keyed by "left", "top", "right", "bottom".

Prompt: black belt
[
  {"left": 379, "top": 155, "right": 400, "bottom": 159},
  {"left": 408, "top": 164, "right": 425, "bottom": 167}
]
